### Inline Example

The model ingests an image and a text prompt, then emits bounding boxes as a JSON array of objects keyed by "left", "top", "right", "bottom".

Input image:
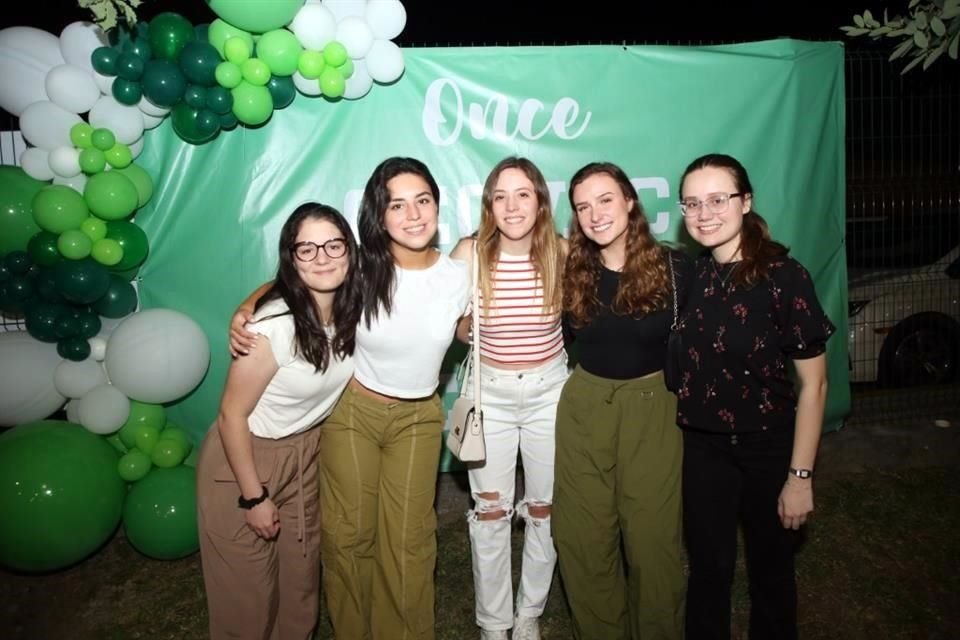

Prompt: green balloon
[
  {"left": 112, "top": 164, "right": 153, "bottom": 208},
  {"left": 57, "top": 229, "right": 93, "bottom": 260},
  {"left": 84, "top": 172, "right": 139, "bottom": 221},
  {"left": 219, "top": 110, "right": 238, "bottom": 130},
  {"left": 172, "top": 103, "right": 221, "bottom": 145},
  {"left": 224, "top": 36, "right": 251, "bottom": 65},
  {"left": 0, "top": 166, "right": 45, "bottom": 257},
  {"left": 207, "top": 19, "right": 254, "bottom": 59},
  {"left": 75, "top": 307, "right": 101, "bottom": 339},
  {"left": 0, "top": 420, "right": 125, "bottom": 572},
  {"left": 231, "top": 81, "right": 273, "bottom": 125},
  {"left": 80, "top": 216, "right": 108, "bottom": 242},
  {"left": 54, "top": 258, "right": 111, "bottom": 304},
  {"left": 57, "top": 336, "right": 91, "bottom": 361},
  {"left": 1, "top": 275, "right": 34, "bottom": 314},
  {"left": 122, "top": 401, "right": 167, "bottom": 440},
  {"left": 179, "top": 40, "right": 221, "bottom": 85},
  {"left": 91, "top": 238, "right": 123, "bottom": 266},
  {"left": 105, "top": 433, "right": 129, "bottom": 455},
  {"left": 91, "top": 128, "right": 117, "bottom": 152},
  {"left": 90, "top": 273, "right": 138, "bottom": 318},
  {"left": 159, "top": 425, "right": 193, "bottom": 458},
  {"left": 151, "top": 438, "right": 187, "bottom": 468},
  {"left": 112, "top": 77, "right": 143, "bottom": 105},
  {"left": 256, "top": 29, "right": 302, "bottom": 76},
  {"left": 31, "top": 267, "right": 65, "bottom": 304},
  {"left": 319, "top": 67, "right": 345, "bottom": 99},
  {"left": 297, "top": 50, "right": 325, "bottom": 79},
  {"left": 4, "top": 250, "right": 31, "bottom": 274},
  {"left": 184, "top": 84, "right": 208, "bottom": 108},
  {"left": 32, "top": 185, "right": 90, "bottom": 234},
  {"left": 25, "top": 301, "right": 65, "bottom": 342},
  {"left": 323, "top": 41, "right": 348, "bottom": 67},
  {"left": 79, "top": 147, "right": 107, "bottom": 174},
  {"left": 206, "top": 0, "right": 305, "bottom": 34},
  {"left": 27, "top": 231, "right": 62, "bottom": 267},
  {"left": 215, "top": 61, "right": 242, "bottom": 89},
  {"left": 91, "top": 46, "right": 119, "bottom": 75},
  {"left": 54, "top": 310, "right": 81, "bottom": 338},
  {"left": 104, "top": 221, "right": 149, "bottom": 271},
  {"left": 70, "top": 122, "right": 95, "bottom": 148},
  {"left": 141, "top": 59, "right": 188, "bottom": 107},
  {"left": 123, "top": 466, "right": 199, "bottom": 559},
  {"left": 267, "top": 74, "right": 296, "bottom": 109},
  {"left": 134, "top": 425, "right": 160, "bottom": 455},
  {"left": 118, "top": 449, "right": 152, "bottom": 482},
  {"left": 115, "top": 52, "right": 145, "bottom": 81},
  {"left": 241, "top": 57, "right": 270, "bottom": 86},
  {"left": 205, "top": 84, "right": 233, "bottom": 114},
  {"left": 149, "top": 12, "right": 195, "bottom": 61},
  {"left": 338, "top": 57, "right": 354, "bottom": 79},
  {"left": 104, "top": 143, "right": 133, "bottom": 169}
]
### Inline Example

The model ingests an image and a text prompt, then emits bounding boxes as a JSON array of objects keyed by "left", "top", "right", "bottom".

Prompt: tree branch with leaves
[
  {"left": 77, "top": 0, "right": 146, "bottom": 32},
  {"left": 841, "top": 0, "right": 960, "bottom": 73}
]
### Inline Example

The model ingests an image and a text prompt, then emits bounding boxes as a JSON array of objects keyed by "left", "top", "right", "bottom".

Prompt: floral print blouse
[{"left": 674, "top": 255, "right": 835, "bottom": 433}]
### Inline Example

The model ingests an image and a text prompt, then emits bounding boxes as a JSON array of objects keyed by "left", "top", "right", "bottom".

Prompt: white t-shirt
[
  {"left": 245, "top": 298, "right": 354, "bottom": 439},
  {"left": 354, "top": 253, "right": 470, "bottom": 398}
]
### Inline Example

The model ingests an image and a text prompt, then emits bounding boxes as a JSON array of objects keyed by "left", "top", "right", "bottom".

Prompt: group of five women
[{"left": 198, "top": 151, "right": 835, "bottom": 640}]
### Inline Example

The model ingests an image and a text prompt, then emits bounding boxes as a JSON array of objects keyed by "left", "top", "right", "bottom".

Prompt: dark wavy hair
[
  {"left": 357, "top": 156, "right": 440, "bottom": 326},
  {"left": 255, "top": 203, "right": 362, "bottom": 372},
  {"left": 679, "top": 153, "right": 788, "bottom": 287},
  {"left": 563, "top": 162, "right": 671, "bottom": 327}
]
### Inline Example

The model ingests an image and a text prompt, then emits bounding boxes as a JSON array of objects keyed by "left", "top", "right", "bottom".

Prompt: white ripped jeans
[{"left": 463, "top": 352, "right": 569, "bottom": 631}]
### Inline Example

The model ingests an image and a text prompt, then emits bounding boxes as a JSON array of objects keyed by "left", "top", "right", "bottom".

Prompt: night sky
[{"left": 4, "top": 0, "right": 900, "bottom": 48}]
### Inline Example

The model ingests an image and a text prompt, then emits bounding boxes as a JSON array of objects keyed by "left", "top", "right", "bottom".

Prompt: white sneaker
[
  {"left": 513, "top": 616, "right": 541, "bottom": 640},
  {"left": 479, "top": 630, "right": 508, "bottom": 640}
]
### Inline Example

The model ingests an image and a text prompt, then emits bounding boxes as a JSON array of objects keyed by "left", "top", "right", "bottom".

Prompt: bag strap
[
  {"left": 667, "top": 253, "right": 679, "bottom": 331},
  {"left": 470, "top": 239, "right": 481, "bottom": 407}
]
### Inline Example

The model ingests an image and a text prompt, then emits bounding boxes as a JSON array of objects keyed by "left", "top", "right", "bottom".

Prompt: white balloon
[
  {"left": 137, "top": 95, "right": 169, "bottom": 118},
  {"left": 128, "top": 136, "right": 144, "bottom": 159},
  {"left": 336, "top": 16, "right": 374, "bottom": 59},
  {"left": 290, "top": 4, "right": 338, "bottom": 50},
  {"left": 293, "top": 71, "right": 323, "bottom": 96},
  {"left": 104, "top": 309, "right": 211, "bottom": 404},
  {"left": 48, "top": 145, "right": 82, "bottom": 178},
  {"left": 343, "top": 59, "right": 373, "bottom": 100},
  {"left": 0, "top": 331, "right": 66, "bottom": 426},
  {"left": 324, "top": 0, "right": 366, "bottom": 21},
  {"left": 45, "top": 64, "right": 100, "bottom": 114},
  {"left": 89, "top": 336, "right": 107, "bottom": 361},
  {"left": 20, "top": 146, "right": 54, "bottom": 181},
  {"left": 365, "top": 39, "right": 404, "bottom": 84},
  {"left": 54, "top": 358, "right": 109, "bottom": 399},
  {"left": 59, "top": 22, "right": 109, "bottom": 75},
  {"left": 141, "top": 111, "right": 166, "bottom": 130},
  {"left": 93, "top": 70, "right": 114, "bottom": 95},
  {"left": 76, "top": 383, "right": 130, "bottom": 435},
  {"left": 89, "top": 95, "right": 145, "bottom": 144},
  {"left": 65, "top": 399, "right": 81, "bottom": 424},
  {"left": 19, "top": 100, "right": 82, "bottom": 149},
  {"left": 0, "top": 26, "right": 65, "bottom": 116},
  {"left": 53, "top": 171, "right": 88, "bottom": 193},
  {"left": 366, "top": 1, "right": 407, "bottom": 40}
]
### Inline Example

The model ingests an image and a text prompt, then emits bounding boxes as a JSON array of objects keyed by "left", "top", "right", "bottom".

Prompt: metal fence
[{"left": 2, "top": 46, "right": 959, "bottom": 427}]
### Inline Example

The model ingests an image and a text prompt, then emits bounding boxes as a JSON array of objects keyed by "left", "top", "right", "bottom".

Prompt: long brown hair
[
  {"left": 476, "top": 157, "right": 563, "bottom": 315},
  {"left": 563, "top": 162, "right": 671, "bottom": 327},
  {"left": 679, "top": 153, "right": 788, "bottom": 287}
]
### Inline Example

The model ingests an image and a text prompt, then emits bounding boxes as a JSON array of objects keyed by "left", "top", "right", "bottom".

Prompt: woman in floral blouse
[{"left": 674, "top": 153, "right": 835, "bottom": 640}]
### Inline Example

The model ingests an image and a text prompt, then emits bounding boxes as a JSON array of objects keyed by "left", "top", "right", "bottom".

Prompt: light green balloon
[
  {"left": 80, "top": 216, "right": 107, "bottom": 242},
  {"left": 134, "top": 425, "right": 160, "bottom": 455},
  {"left": 150, "top": 438, "right": 187, "bottom": 468},
  {"left": 207, "top": 19, "right": 254, "bottom": 59},
  {"left": 338, "top": 57, "right": 354, "bottom": 79},
  {"left": 207, "top": 0, "right": 305, "bottom": 34},
  {"left": 298, "top": 50, "right": 325, "bottom": 79},
  {"left": 319, "top": 67, "right": 345, "bottom": 99},
  {"left": 224, "top": 36, "right": 251, "bottom": 65},
  {"left": 322, "top": 41, "right": 347, "bottom": 67},
  {"left": 231, "top": 81, "right": 273, "bottom": 125},
  {"left": 104, "top": 144, "right": 133, "bottom": 169},
  {"left": 32, "top": 185, "right": 90, "bottom": 234},
  {"left": 159, "top": 425, "right": 193, "bottom": 459},
  {"left": 57, "top": 229, "right": 93, "bottom": 260},
  {"left": 255, "top": 28, "right": 302, "bottom": 76},
  {"left": 79, "top": 147, "right": 107, "bottom": 175},
  {"left": 70, "top": 122, "right": 95, "bottom": 149},
  {"left": 118, "top": 449, "right": 152, "bottom": 482},
  {"left": 215, "top": 61, "right": 242, "bottom": 89},
  {"left": 91, "top": 238, "right": 123, "bottom": 266},
  {"left": 113, "top": 164, "right": 153, "bottom": 208},
  {"left": 83, "top": 172, "right": 139, "bottom": 221},
  {"left": 91, "top": 128, "right": 116, "bottom": 152},
  {"left": 241, "top": 58, "right": 270, "bottom": 86}
]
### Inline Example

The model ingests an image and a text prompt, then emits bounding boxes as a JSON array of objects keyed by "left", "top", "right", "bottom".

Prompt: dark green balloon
[
  {"left": 75, "top": 308, "right": 102, "bottom": 339},
  {"left": 105, "top": 221, "right": 148, "bottom": 272},
  {"left": 115, "top": 52, "right": 145, "bottom": 81},
  {"left": 31, "top": 267, "right": 64, "bottom": 304},
  {"left": 54, "top": 258, "right": 111, "bottom": 305},
  {"left": 0, "top": 275, "right": 33, "bottom": 314},
  {"left": 5, "top": 250, "right": 31, "bottom": 275},
  {"left": 27, "top": 231, "right": 63, "bottom": 268},
  {"left": 205, "top": 85, "right": 233, "bottom": 114},
  {"left": 91, "top": 275, "right": 138, "bottom": 318},
  {"left": 171, "top": 103, "right": 220, "bottom": 145},
  {"left": 219, "top": 110, "right": 238, "bottom": 130},
  {"left": 122, "top": 466, "right": 199, "bottom": 560},
  {"left": 183, "top": 84, "right": 207, "bottom": 109},
  {"left": 0, "top": 421, "right": 124, "bottom": 573},
  {"left": 91, "top": 46, "right": 118, "bottom": 75},
  {"left": 149, "top": 12, "right": 195, "bottom": 61},
  {"left": 112, "top": 77, "right": 143, "bottom": 106},
  {"left": 266, "top": 75, "right": 296, "bottom": 109},
  {"left": 57, "top": 336, "right": 91, "bottom": 361},
  {"left": 54, "top": 310, "right": 81, "bottom": 339},
  {"left": 25, "top": 300, "right": 67, "bottom": 342},
  {"left": 179, "top": 40, "right": 220, "bottom": 85},
  {"left": 141, "top": 59, "right": 187, "bottom": 108}
]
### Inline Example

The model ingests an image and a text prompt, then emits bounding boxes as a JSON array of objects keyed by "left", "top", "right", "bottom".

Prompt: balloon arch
[{"left": 0, "top": 0, "right": 409, "bottom": 572}]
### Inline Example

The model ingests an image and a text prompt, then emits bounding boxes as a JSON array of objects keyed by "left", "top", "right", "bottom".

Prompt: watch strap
[
  {"left": 238, "top": 485, "right": 269, "bottom": 509},
  {"left": 789, "top": 467, "right": 813, "bottom": 479}
]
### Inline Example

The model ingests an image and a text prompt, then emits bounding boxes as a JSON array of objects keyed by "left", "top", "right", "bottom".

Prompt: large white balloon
[
  {"left": 104, "top": 309, "right": 211, "bottom": 404},
  {"left": 365, "top": 39, "right": 404, "bottom": 84},
  {"left": 48, "top": 146, "right": 82, "bottom": 178},
  {"left": 141, "top": 111, "right": 166, "bottom": 130},
  {"left": 0, "top": 26, "right": 65, "bottom": 116},
  {"left": 45, "top": 64, "right": 100, "bottom": 114},
  {"left": 0, "top": 331, "right": 66, "bottom": 426},
  {"left": 290, "top": 4, "right": 337, "bottom": 50},
  {"left": 366, "top": 1, "right": 407, "bottom": 40},
  {"left": 336, "top": 16, "right": 374, "bottom": 59},
  {"left": 76, "top": 383, "right": 130, "bottom": 435},
  {"left": 89, "top": 95, "right": 145, "bottom": 145},
  {"left": 343, "top": 59, "right": 373, "bottom": 100},
  {"left": 54, "top": 358, "right": 109, "bottom": 399},
  {"left": 20, "top": 146, "right": 55, "bottom": 181},
  {"left": 59, "top": 21, "right": 109, "bottom": 75},
  {"left": 293, "top": 71, "right": 323, "bottom": 96},
  {"left": 137, "top": 95, "right": 170, "bottom": 118},
  {"left": 19, "top": 100, "right": 82, "bottom": 150},
  {"left": 324, "top": 0, "right": 366, "bottom": 20},
  {"left": 93, "top": 70, "right": 114, "bottom": 95}
]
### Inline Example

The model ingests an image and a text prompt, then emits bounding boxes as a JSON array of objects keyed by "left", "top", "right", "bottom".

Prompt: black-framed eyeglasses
[
  {"left": 292, "top": 238, "right": 347, "bottom": 261},
  {"left": 678, "top": 192, "right": 744, "bottom": 217}
]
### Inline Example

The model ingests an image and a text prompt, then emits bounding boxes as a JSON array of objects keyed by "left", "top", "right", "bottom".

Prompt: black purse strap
[{"left": 667, "top": 254, "right": 679, "bottom": 330}]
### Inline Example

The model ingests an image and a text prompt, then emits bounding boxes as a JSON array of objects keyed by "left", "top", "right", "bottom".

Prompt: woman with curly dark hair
[{"left": 553, "top": 162, "right": 691, "bottom": 640}]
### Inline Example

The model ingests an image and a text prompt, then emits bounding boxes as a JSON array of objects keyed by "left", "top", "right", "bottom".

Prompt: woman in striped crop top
[{"left": 449, "top": 157, "right": 569, "bottom": 640}]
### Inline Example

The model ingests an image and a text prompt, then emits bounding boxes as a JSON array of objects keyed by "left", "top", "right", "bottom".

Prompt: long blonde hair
[{"left": 476, "top": 157, "right": 563, "bottom": 315}]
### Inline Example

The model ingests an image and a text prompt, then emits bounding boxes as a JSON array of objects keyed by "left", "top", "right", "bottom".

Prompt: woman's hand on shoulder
[{"left": 229, "top": 307, "right": 260, "bottom": 357}]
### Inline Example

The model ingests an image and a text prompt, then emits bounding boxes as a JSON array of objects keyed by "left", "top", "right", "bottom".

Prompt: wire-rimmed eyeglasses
[
  {"left": 678, "top": 192, "right": 743, "bottom": 217},
  {"left": 292, "top": 238, "right": 347, "bottom": 261}
]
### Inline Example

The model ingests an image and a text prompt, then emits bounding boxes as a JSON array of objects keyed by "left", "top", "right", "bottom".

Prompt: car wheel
[{"left": 878, "top": 313, "right": 960, "bottom": 387}]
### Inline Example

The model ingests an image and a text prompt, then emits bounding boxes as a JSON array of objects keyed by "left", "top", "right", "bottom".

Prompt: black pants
[{"left": 682, "top": 428, "right": 800, "bottom": 640}]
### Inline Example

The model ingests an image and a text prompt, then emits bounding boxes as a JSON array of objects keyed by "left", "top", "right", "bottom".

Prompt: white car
[{"left": 847, "top": 245, "right": 960, "bottom": 386}]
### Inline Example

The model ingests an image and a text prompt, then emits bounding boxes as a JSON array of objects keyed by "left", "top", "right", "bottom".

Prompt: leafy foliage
[
  {"left": 77, "top": 0, "right": 145, "bottom": 32},
  {"left": 841, "top": 0, "right": 960, "bottom": 73}
]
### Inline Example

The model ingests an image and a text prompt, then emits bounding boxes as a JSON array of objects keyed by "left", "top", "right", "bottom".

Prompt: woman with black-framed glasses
[
  {"left": 674, "top": 153, "right": 835, "bottom": 640},
  {"left": 197, "top": 203, "right": 362, "bottom": 640}
]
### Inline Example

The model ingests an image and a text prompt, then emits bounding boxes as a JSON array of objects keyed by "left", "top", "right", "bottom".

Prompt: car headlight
[{"left": 848, "top": 300, "right": 869, "bottom": 317}]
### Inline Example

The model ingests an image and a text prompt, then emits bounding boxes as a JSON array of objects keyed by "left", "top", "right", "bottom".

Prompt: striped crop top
[{"left": 477, "top": 253, "right": 564, "bottom": 366}]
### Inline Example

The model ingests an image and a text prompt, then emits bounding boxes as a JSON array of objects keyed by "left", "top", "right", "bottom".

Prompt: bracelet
[
  {"left": 238, "top": 485, "right": 269, "bottom": 509},
  {"left": 788, "top": 467, "right": 813, "bottom": 479}
]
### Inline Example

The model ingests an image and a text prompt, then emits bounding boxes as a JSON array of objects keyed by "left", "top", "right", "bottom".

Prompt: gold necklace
[{"left": 711, "top": 259, "right": 737, "bottom": 292}]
